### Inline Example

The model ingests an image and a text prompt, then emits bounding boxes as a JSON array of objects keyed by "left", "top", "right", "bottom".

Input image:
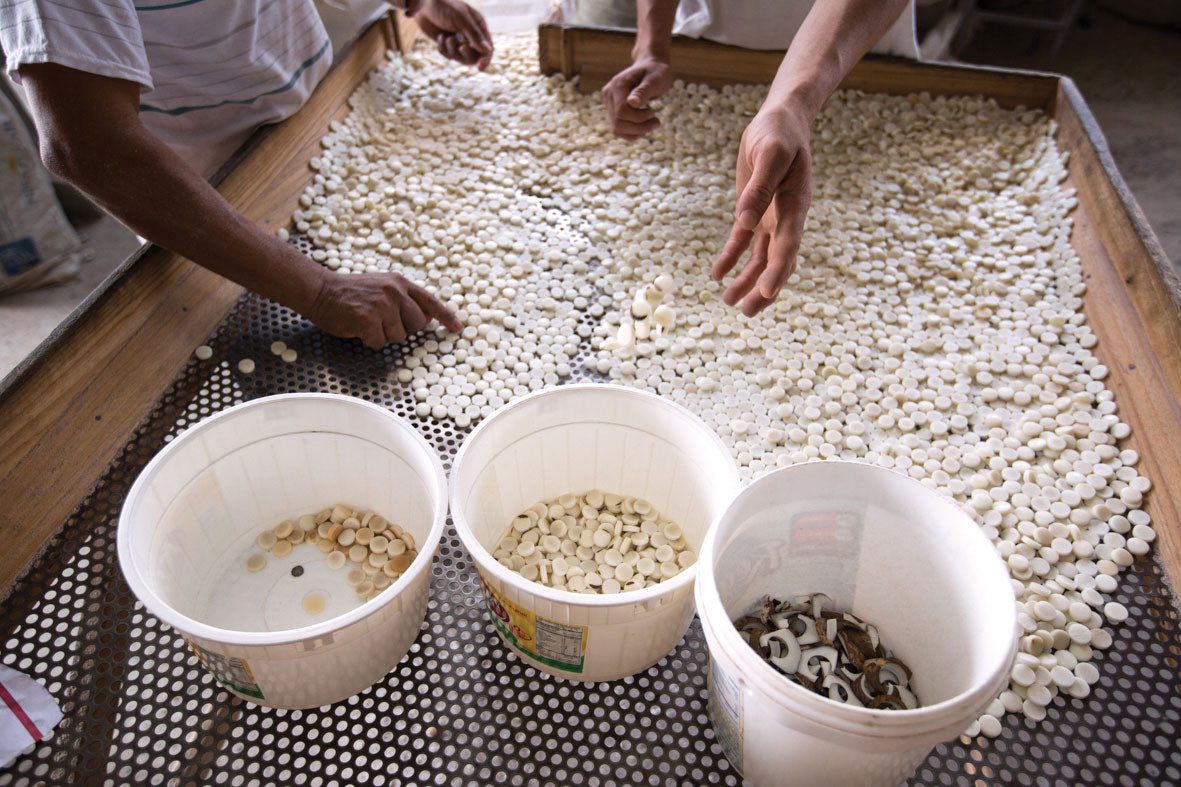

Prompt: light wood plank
[
  {"left": 537, "top": 23, "right": 1059, "bottom": 109},
  {"left": 1054, "top": 80, "right": 1181, "bottom": 592},
  {"left": 0, "top": 20, "right": 399, "bottom": 594}
]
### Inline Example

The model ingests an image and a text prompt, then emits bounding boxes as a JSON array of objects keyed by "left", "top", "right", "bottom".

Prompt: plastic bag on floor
[{"left": 0, "top": 89, "right": 84, "bottom": 295}]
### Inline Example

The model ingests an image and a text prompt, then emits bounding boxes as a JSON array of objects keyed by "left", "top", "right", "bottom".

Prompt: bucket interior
[
  {"left": 711, "top": 462, "right": 1014, "bottom": 709},
  {"left": 454, "top": 387, "right": 739, "bottom": 557},
  {"left": 124, "top": 397, "right": 441, "bottom": 634}
]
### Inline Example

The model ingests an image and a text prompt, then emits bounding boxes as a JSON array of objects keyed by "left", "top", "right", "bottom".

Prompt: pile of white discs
[
  {"left": 495, "top": 491, "right": 694, "bottom": 594},
  {"left": 247, "top": 503, "right": 419, "bottom": 606},
  {"left": 288, "top": 34, "right": 1156, "bottom": 735}
]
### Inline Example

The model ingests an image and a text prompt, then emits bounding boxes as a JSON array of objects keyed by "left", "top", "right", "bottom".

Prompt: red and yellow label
[{"left": 480, "top": 574, "right": 588, "bottom": 673}]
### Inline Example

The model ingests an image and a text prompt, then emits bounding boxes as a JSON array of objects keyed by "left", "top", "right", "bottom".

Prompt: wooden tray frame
[{"left": 1, "top": 21, "right": 1177, "bottom": 604}]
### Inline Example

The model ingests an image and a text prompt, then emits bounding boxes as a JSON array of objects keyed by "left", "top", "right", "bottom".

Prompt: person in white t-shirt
[
  {"left": 602, "top": 0, "right": 912, "bottom": 317},
  {"left": 2, "top": 0, "right": 495, "bottom": 347}
]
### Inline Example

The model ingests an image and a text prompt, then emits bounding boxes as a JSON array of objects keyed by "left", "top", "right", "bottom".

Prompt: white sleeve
[
  {"left": 1, "top": 0, "right": 153, "bottom": 89},
  {"left": 673, "top": 0, "right": 714, "bottom": 39}
]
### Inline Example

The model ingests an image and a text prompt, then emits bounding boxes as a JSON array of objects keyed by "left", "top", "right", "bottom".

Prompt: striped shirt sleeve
[{"left": 1, "top": 0, "right": 153, "bottom": 88}]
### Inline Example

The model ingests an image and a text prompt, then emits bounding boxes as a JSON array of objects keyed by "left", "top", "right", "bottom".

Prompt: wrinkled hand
[
  {"left": 601, "top": 56, "right": 673, "bottom": 139},
  {"left": 413, "top": 0, "right": 494, "bottom": 69},
  {"left": 711, "top": 104, "right": 813, "bottom": 316},
  {"left": 309, "top": 271, "right": 463, "bottom": 348}
]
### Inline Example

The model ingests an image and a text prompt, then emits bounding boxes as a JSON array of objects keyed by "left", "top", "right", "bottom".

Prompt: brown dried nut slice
[
  {"left": 760, "top": 597, "right": 776, "bottom": 625},
  {"left": 317, "top": 539, "right": 335, "bottom": 554},
  {"left": 862, "top": 657, "right": 913, "bottom": 694},
  {"left": 387, "top": 550, "right": 414, "bottom": 574},
  {"left": 851, "top": 672, "right": 874, "bottom": 705},
  {"left": 345, "top": 569, "right": 365, "bottom": 587},
  {"left": 272, "top": 540, "right": 293, "bottom": 558},
  {"left": 355, "top": 527, "right": 374, "bottom": 546},
  {"left": 245, "top": 554, "right": 266, "bottom": 572},
  {"left": 315, "top": 508, "right": 332, "bottom": 525},
  {"left": 868, "top": 693, "right": 907, "bottom": 711},
  {"left": 337, "top": 528, "right": 356, "bottom": 547},
  {"left": 348, "top": 545, "right": 368, "bottom": 564},
  {"left": 343, "top": 517, "right": 361, "bottom": 530},
  {"left": 399, "top": 530, "right": 415, "bottom": 551},
  {"left": 836, "top": 624, "right": 876, "bottom": 668},
  {"left": 809, "top": 593, "right": 833, "bottom": 619},
  {"left": 822, "top": 674, "right": 863, "bottom": 707},
  {"left": 370, "top": 515, "right": 389, "bottom": 534},
  {"left": 759, "top": 629, "right": 802, "bottom": 674},
  {"left": 734, "top": 616, "right": 767, "bottom": 651},
  {"left": 369, "top": 535, "right": 389, "bottom": 555},
  {"left": 330, "top": 504, "right": 352, "bottom": 523},
  {"left": 288, "top": 527, "right": 306, "bottom": 545},
  {"left": 797, "top": 646, "right": 839, "bottom": 683},
  {"left": 360, "top": 511, "right": 375, "bottom": 528},
  {"left": 299, "top": 514, "right": 317, "bottom": 532},
  {"left": 382, "top": 561, "right": 401, "bottom": 580},
  {"left": 257, "top": 531, "right": 278, "bottom": 551},
  {"left": 355, "top": 580, "right": 374, "bottom": 598},
  {"left": 886, "top": 681, "right": 919, "bottom": 710},
  {"left": 274, "top": 520, "right": 294, "bottom": 539},
  {"left": 815, "top": 612, "right": 842, "bottom": 648},
  {"left": 326, "top": 551, "right": 346, "bottom": 570}
]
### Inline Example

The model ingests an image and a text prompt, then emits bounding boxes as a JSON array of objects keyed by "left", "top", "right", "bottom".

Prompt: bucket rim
[
  {"left": 116, "top": 393, "right": 450, "bottom": 647},
  {"left": 450, "top": 383, "right": 742, "bottom": 610},
  {"left": 696, "top": 461, "right": 1018, "bottom": 737}
]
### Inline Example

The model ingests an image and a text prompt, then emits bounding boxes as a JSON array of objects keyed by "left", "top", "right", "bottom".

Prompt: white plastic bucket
[
  {"left": 450, "top": 384, "right": 741, "bottom": 682},
  {"left": 117, "top": 394, "right": 448, "bottom": 709},
  {"left": 696, "top": 461, "right": 1017, "bottom": 786}
]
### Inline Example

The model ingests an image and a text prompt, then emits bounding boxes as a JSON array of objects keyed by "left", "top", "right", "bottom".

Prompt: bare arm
[
  {"left": 20, "top": 63, "right": 461, "bottom": 347},
  {"left": 601, "top": 0, "right": 680, "bottom": 139},
  {"left": 712, "top": 0, "right": 910, "bottom": 315}
]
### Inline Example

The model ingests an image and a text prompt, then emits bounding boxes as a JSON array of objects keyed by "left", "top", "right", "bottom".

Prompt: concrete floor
[
  {"left": 953, "top": 3, "right": 1180, "bottom": 267},
  {"left": 0, "top": 5, "right": 1175, "bottom": 382}
]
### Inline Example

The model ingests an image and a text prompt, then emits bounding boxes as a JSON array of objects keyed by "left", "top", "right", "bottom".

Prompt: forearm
[
  {"left": 632, "top": 0, "right": 680, "bottom": 61},
  {"left": 45, "top": 120, "right": 326, "bottom": 315},
  {"left": 765, "top": 0, "right": 909, "bottom": 121}
]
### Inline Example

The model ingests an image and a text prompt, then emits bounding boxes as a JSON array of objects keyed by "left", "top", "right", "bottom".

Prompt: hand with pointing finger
[
  {"left": 711, "top": 103, "right": 813, "bottom": 317},
  {"left": 308, "top": 271, "right": 463, "bottom": 348},
  {"left": 601, "top": 56, "right": 673, "bottom": 139}
]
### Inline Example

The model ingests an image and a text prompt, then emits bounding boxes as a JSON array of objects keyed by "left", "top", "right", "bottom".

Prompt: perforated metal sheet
[{"left": 2, "top": 287, "right": 1180, "bottom": 786}]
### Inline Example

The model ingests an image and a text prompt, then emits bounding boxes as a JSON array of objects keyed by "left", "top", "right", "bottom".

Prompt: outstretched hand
[
  {"left": 601, "top": 57, "right": 673, "bottom": 139},
  {"left": 413, "top": 0, "right": 494, "bottom": 70},
  {"left": 308, "top": 271, "right": 463, "bottom": 348},
  {"left": 711, "top": 105, "right": 813, "bottom": 316}
]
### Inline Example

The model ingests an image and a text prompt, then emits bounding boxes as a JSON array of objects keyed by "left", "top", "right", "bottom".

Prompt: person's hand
[
  {"left": 601, "top": 56, "right": 673, "bottom": 139},
  {"left": 308, "top": 271, "right": 463, "bottom": 348},
  {"left": 412, "top": 0, "right": 494, "bottom": 70},
  {"left": 711, "top": 103, "right": 813, "bottom": 316}
]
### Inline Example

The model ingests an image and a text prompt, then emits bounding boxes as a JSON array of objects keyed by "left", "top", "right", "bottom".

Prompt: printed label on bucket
[
  {"left": 479, "top": 576, "right": 587, "bottom": 673},
  {"left": 185, "top": 638, "right": 265, "bottom": 700},
  {"left": 708, "top": 656, "right": 743, "bottom": 774}
]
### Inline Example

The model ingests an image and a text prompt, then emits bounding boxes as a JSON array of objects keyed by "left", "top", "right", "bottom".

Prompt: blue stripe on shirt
[
  {"left": 138, "top": 38, "right": 329, "bottom": 116},
  {"left": 135, "top": 0, "right": 208, "bottom": 10}
]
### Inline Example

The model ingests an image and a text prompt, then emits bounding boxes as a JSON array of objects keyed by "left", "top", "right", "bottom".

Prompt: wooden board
[
  {"left": 537, "top": 23, "right": 1060, "bottom": 109},
  {"left": 537, "top": 23, "right": 1181, "bottom": 599},
  {"left": 0, "top": 16, "right": 408, "bottom": 596}
]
